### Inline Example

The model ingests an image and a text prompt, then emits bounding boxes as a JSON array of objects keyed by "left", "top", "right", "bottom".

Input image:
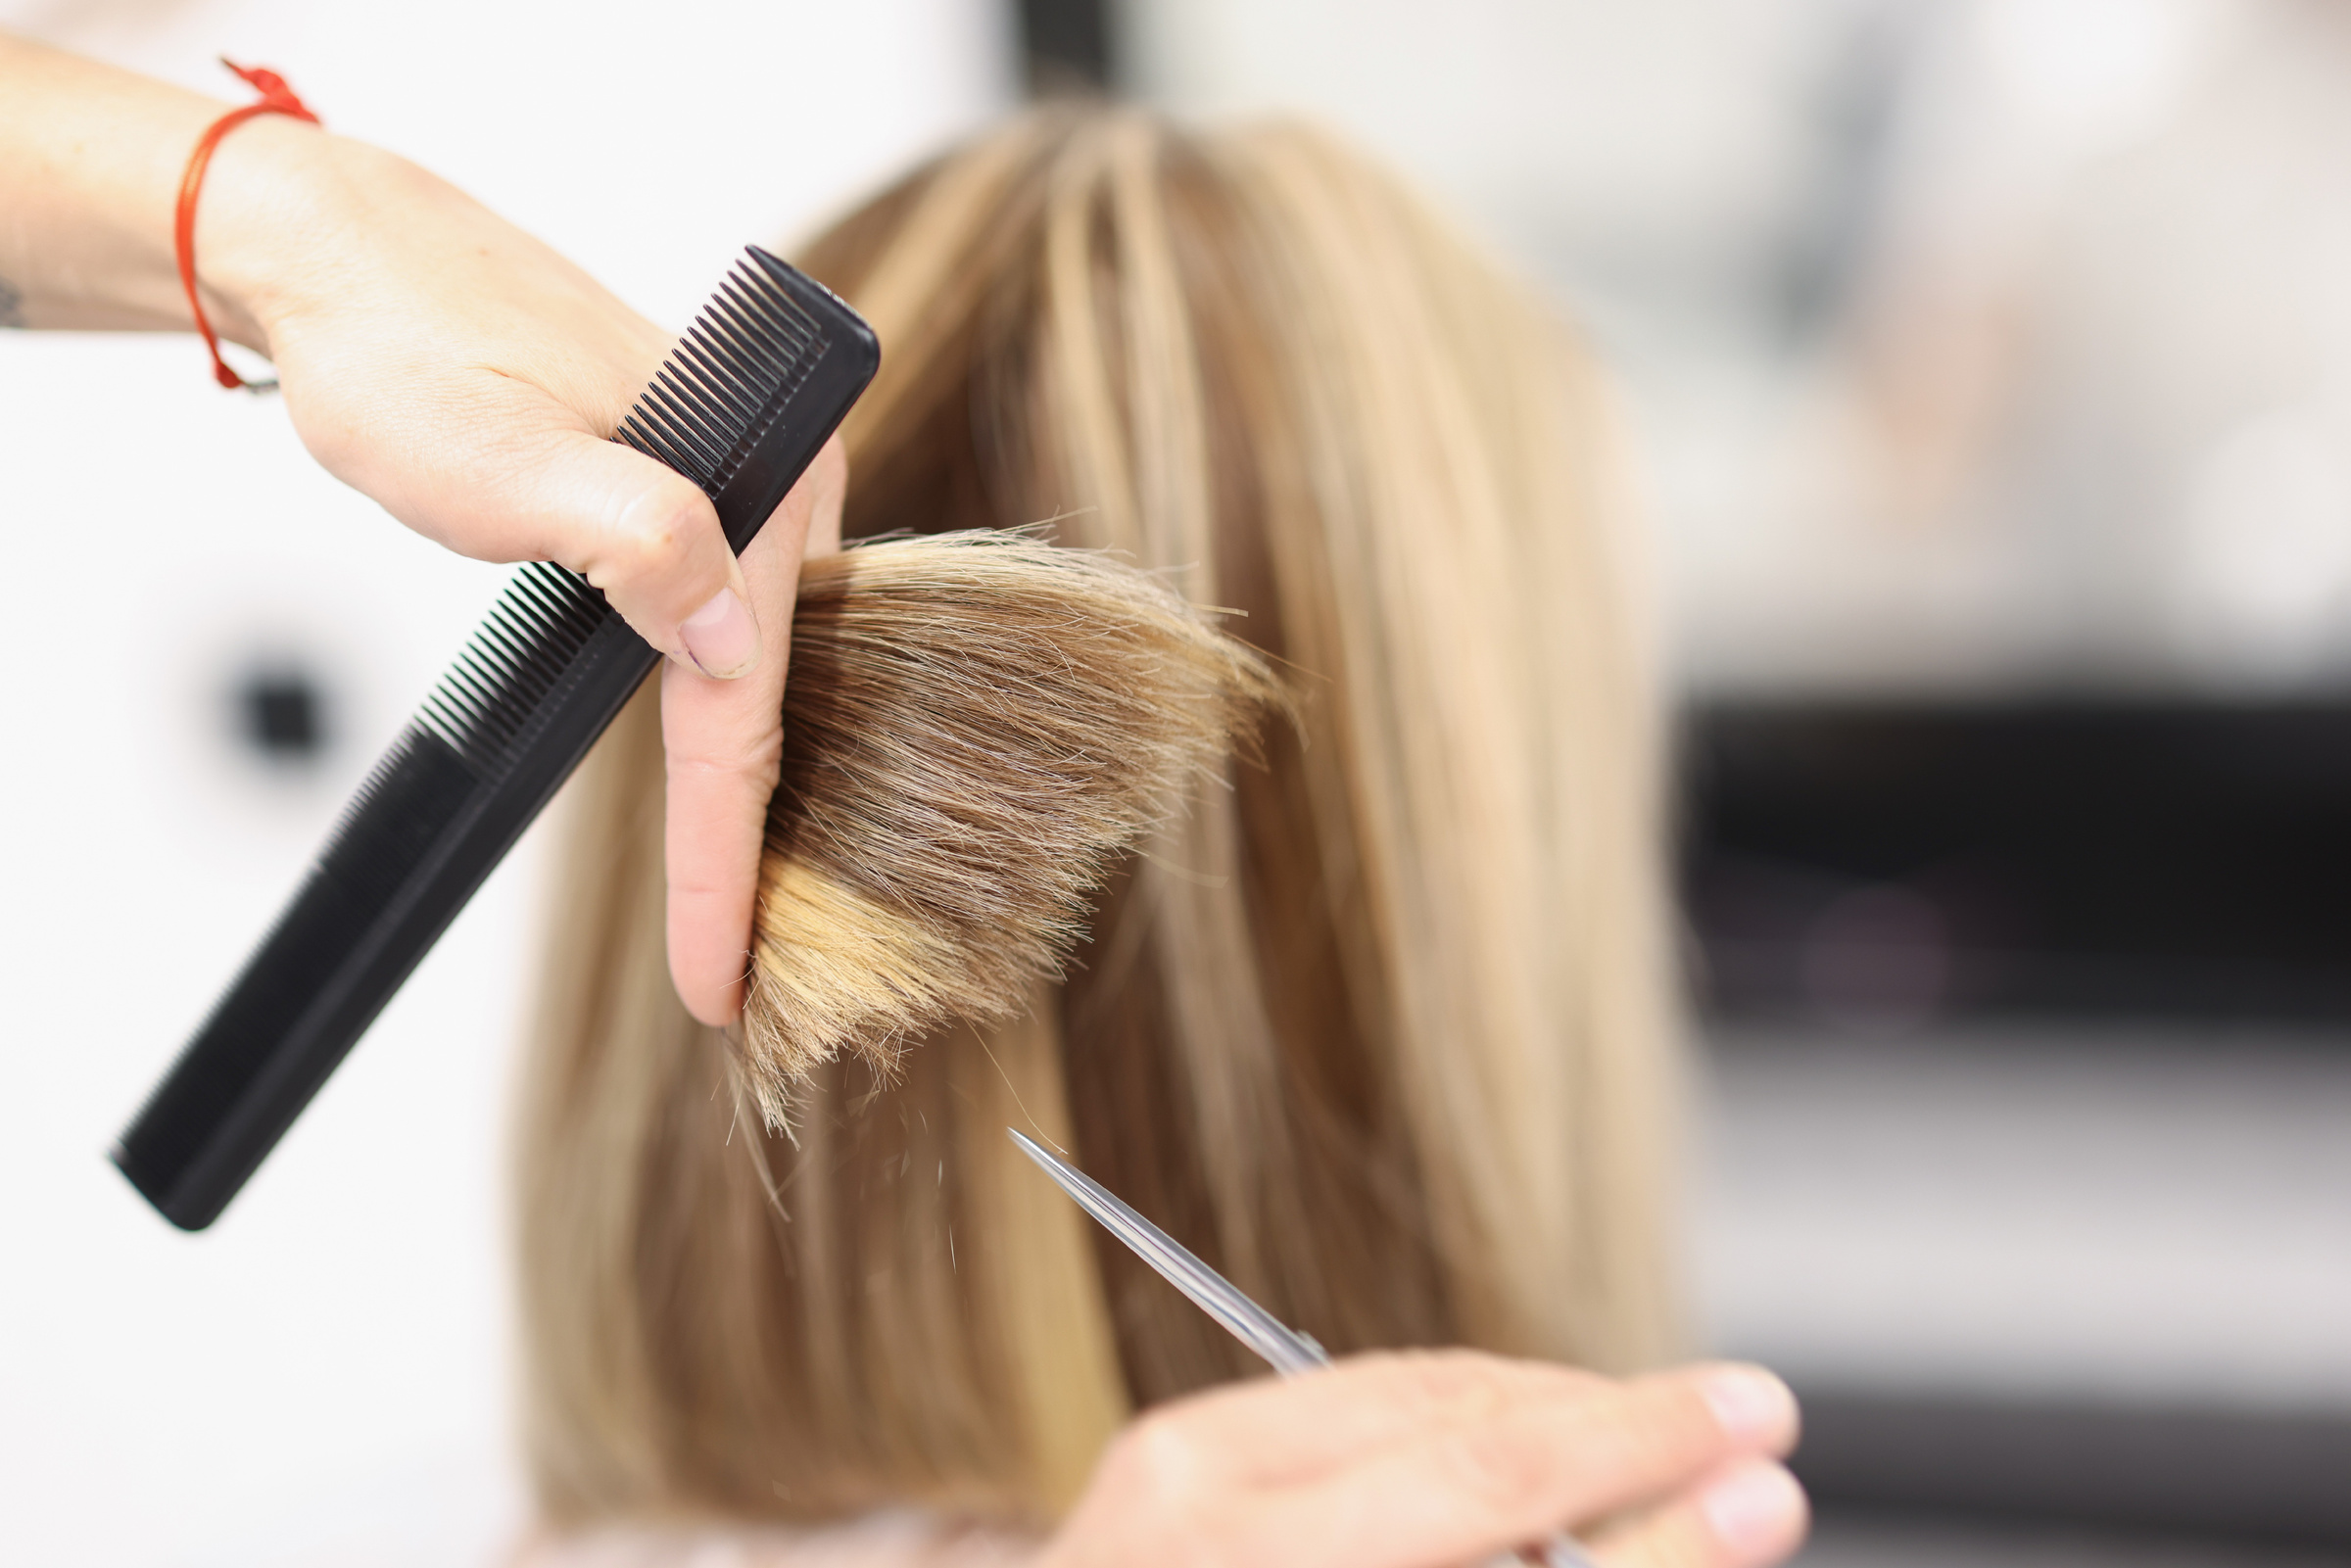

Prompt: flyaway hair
[
  {"left": 516, "top": 106, "right": 1683, "bottom": 1532},
  {"left": 743, "top": 531, "right": 1282, "bottom": 1118}
]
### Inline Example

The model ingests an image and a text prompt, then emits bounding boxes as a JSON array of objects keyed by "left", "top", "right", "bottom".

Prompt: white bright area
[
  {"left": 0, "top": 2, "right": 1011, "bottom": 1563},
  {"left": 1136, "top": 0, "right": 2351, "bottom": 697}
]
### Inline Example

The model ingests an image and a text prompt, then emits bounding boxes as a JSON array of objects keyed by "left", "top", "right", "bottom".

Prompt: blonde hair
[
  {"left": 515, "top": 106, "right": 1682, "bottom": 1530},
  {"left": 736, "top": 529, "right": 1282, "bottom": 1112}
]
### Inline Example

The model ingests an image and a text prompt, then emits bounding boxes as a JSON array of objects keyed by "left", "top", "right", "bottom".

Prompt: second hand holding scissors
[{"left": 1009, "top": 1127, "right": 1602, "bottom": 1568}]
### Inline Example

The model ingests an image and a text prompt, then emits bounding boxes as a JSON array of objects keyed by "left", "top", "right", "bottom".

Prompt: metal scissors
[{"left": 1009, "top": 1127, "right": 1602, "bottom": 1568}]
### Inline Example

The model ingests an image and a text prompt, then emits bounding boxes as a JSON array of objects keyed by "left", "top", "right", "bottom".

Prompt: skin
[
  {"left": 511, "top": 1353, "right": 1807, "bottom": 1567},
  {"left": 0, "top": 30, "right": 828, "bottom": 1022},
  {"left": 1039, "top": 1353, "right": 1807, "bottom": 1568}
]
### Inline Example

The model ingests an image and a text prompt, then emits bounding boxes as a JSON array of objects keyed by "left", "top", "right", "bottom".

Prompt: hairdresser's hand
[
  {"left": 84, "top": 118, "right": 758, "bottom": 674},
  {"left": 168, "top": 109, "right": 824, "bottom": 1024},
  {"left": 5, "top": 38, "right": 823, "bottom": 1014},
  {"left": 1039, "top": 1353, "right": 1806, "bottom": 1568}
]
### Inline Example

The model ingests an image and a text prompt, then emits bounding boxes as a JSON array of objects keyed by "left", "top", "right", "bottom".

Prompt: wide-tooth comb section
[{"left": 617, "top": 258, "right": 822, "bottom": 499}]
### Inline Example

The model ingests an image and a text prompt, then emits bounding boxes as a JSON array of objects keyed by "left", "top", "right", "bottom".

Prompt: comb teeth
[
  {"left": 114, "top": 248, "right": 876, "bottom": 1231},
  {"left": 417, "top": 562, "right": 610, "bottom": 778},
  {"left": 416, "top": 255, "right": 832, "bottom": 779},
  {"left": 617, "top": 257, "right": 824, "bottom": 499}
]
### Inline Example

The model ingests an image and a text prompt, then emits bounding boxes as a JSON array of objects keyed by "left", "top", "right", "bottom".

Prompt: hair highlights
[{"left": 515, "top": 105, "right": 1682, "bottom": 1531}]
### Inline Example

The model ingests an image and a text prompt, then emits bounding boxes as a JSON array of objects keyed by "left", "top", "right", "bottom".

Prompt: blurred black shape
[
  {"left": 1774, "top": 2, "right": 1917, "bottom": 345},
  {"left": 235, "top": 665, "right": 328, "bottom": 763},
  {"left": 1795, "top": 1388, "right": 2351, "bottom": 1547},
  {"left": 1681, "top": 701, "right": 2351, "bottom": 1024},
  {"left": 1017, "top": 0, "right": 1116, "bottom": 97}
]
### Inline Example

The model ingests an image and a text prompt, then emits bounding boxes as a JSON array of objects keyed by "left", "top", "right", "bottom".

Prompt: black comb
[{"left": 114, "top": 248, "right": 879, "bottom": 1231}]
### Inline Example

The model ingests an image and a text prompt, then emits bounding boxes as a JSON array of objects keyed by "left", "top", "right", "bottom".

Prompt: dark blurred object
[
  {"left": 234, "top": 663, "right": 328, "bottom": 763},
  {"left": 1682, "top": 701, "right": 2351, "bottom": 1025},
  {"left": 1017, "top": 0, "right": 1116, "bottom": 96},
  {"left": 1796, "top": 1388, "right": 2351, "bottom": 1548}
]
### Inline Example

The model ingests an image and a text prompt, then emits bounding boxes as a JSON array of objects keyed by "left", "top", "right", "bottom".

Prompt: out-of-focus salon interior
[{"left": 3, "top": 0, "right": 2348, "bottom": 1563}]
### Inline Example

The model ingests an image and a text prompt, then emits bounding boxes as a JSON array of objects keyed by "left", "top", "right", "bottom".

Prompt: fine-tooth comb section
[
  {"left": 416, "top": 561, "right": 610, "bottom": 778},
  {"left": 618, "top": 259, "right": 824, "bottom": 499}
]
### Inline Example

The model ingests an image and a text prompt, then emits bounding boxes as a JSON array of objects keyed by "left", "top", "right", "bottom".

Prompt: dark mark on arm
[{"left": 0, "top": 274, "right": 23, "bottom": 328}]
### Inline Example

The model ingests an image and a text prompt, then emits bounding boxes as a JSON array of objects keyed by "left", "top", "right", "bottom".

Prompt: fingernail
[
  {"left": 1703, "top": 1366, "right": 1798, "bottom": 1443},
  {"left": 1702, "top": 1462, "right": 1805, "bottom": 1556},
  {"left": 680, "top": 586, "right": 760, "bottom": 679}
]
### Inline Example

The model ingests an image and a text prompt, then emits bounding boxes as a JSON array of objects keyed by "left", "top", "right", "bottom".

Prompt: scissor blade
[{"left": 1007, "top": 1127, "right": 1327, "bottom": 1375}]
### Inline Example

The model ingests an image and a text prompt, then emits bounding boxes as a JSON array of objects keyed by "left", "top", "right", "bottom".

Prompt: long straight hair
[{"left": 515, "top": 106, "right": 1682, "bottom": 1530}]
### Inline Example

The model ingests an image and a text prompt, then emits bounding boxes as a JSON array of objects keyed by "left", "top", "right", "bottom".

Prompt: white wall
[
  {"left": 1127, "top": 0, "right": 2351, "bottom": 698},
  {"left": 0, "top": 3, "right": 1012, "bottom": 1562}
]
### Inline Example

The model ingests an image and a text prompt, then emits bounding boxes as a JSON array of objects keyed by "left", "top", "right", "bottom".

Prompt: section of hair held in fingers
[{"left": 739, "top": 529, "right": 1285, "bottom": 1121}]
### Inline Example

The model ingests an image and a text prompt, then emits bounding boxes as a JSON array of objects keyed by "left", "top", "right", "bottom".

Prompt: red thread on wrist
[{"left": 174, "top": 60, "right": 321, "bottom": 392}]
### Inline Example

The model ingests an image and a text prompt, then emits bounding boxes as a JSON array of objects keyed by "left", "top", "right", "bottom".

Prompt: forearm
[
  {"left": 0, "top": 30, "right": 347, "bottom": 349},
  {"left": 1, "top": 31, "right": 223, "bottom": 331}
]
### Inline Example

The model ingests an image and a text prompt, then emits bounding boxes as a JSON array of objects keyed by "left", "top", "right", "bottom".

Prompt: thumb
[{"left": 508, "top": 430, "right": 760, "bottom": 677}]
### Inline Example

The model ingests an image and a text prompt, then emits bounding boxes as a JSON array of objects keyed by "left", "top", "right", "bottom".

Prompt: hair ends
[{"left": 741, "top": 530, "right": 1284, "bottom": 1120}]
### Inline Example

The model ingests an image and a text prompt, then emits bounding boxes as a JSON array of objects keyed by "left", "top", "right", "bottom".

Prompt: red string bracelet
[{"left": 174, "top": 60, "right": 321, "bottom": 392}]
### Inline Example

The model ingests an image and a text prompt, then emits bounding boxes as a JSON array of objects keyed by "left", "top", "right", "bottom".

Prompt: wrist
[{"left": 193, "top": 118, "right": 396, "bottom": 356}]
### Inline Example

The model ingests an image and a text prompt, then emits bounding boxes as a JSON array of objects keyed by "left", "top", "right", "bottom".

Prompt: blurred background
[{"left": 3, "top": 0, "right": 2348, "bottom": 1562}]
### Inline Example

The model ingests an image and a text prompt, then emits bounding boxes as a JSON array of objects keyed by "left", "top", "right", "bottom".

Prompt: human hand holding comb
[
  {"left": 209, "top": 119, "right": 845, "bottom": 1030},
  {"left": 116, "top": 232, "right": 877, "bottom": 1228},
  {"left": 0, "top": 31, "right": 819, "bottom": 1023}
]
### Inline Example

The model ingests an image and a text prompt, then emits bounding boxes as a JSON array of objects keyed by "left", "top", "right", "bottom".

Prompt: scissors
[{"left": 1009, "top": 1127, "right": 1602, "bottom": 1568}]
